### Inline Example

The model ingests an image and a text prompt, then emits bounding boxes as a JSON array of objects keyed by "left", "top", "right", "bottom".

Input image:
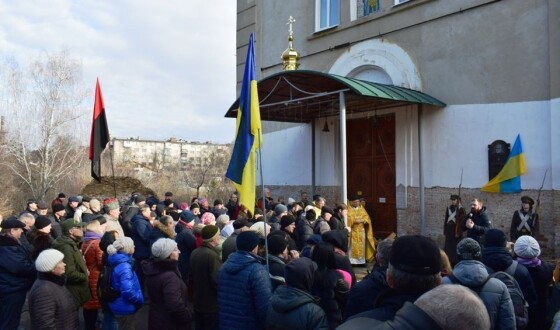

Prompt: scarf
[{"left": 516, "top": 257, "right": 541, "bottom": 268}]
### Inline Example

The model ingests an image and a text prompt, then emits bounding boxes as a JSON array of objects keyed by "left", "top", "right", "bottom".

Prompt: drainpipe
[
  {"left": 312, "top": 118, "right": 316, "bottom": 197},
  {"left": 418, "top": 104, "right": 425, "bottom": 235},
  {"left": 339, "top": 91, "right": 348, "bottom": 207}
]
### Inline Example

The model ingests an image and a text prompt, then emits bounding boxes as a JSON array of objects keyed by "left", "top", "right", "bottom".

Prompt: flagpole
[
  {"left": 257, "top": 128, "right": 269, "bottom": 272},
  {"left": 108, "top": 138, "right": 117, "bottom": 198}
]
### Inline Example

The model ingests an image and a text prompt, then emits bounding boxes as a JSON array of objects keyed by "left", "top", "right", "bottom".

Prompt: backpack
[
  {"left": 97, "top": 264, "right": 120, "bottom": 309},
  {"left": 488, "top": 261, "right": 529, "bottom": 330}
]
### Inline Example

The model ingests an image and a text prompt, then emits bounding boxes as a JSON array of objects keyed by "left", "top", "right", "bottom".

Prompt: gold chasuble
[{"left": 347, "top": 203, "right": 376, "bottom": 264}]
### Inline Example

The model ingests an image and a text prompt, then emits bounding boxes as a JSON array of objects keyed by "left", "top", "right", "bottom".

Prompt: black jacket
[
  {"left": 0, "top": 234, "right": 36, "bottom": 295},
  {"left": 142, "top": 258, "right": 192, "bottom": 329},
  {"left": 344, "top": 265, "right": 388, "bottom": 320},
  {"left": 347, "top": 288, "right": 425, "bottom": 323},
  {"left": 462, "top": 207, "right": 492, "bottom": 243},
  {"left": 175, "top": 226, "right": 197, "bottom": 285},
  {"left": 266, "top": 286, "right": 328, "bottom": 330}
]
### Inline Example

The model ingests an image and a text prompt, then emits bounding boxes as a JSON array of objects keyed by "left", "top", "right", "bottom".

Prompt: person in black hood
[
  {"left": 266, "top": 258, "right": 328, "bottom": 330},
  {"left": 322, "top": 229, "right": 356, "bottom": 285},
  {"left": 344, "top": 237, "right": 393, "bottom": 320}
]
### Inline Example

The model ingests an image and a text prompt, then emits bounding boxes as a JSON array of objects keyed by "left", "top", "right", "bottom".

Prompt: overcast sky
[{"left": 0, "top": 1, "right": 237, "bottom": 143}]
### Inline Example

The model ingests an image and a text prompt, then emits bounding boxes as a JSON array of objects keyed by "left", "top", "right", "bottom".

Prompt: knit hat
[
  {"left": 484, "top": 229, "right": 507, "bottom": 247},
  {"left": 82, "top": 196, "right": 91, "bottom": 203},
  {"left": 60, "top": 219, "right": 87, "bottom": 233},
  {"left": 305, "top": 209, "right": 316, "bottom": 220},
  {"left": 233, "top": 218, "right": 251, "bottom": 230},
  {"left": 89, "top": 198, "right": 101, "bottom": 211},
  {"left": 52, "top": 204, "right": 65, "bottom": 213},
  {"left": 237, "top": 230, "right": 260, "bottom": 252},
  {"left": 134, "top": 195, "right": 146, "bottom": 204},
  {"left": 37, "top": 201, "right": 49, "bottom": 210},
  {"left": 201, "top": 212, "right": 216, "bottom": 225},
  {"left": 250, "top": 222, "right": 271, "bottom": 238},
  {"left": 280, "top": 215, "right": 295, "bottom": 228},
  {"left": 287, "top": 197, "right": 296, "bottom": 205},
  {"left": 104, "top": 198, "right": 120, "bottom": 211},
  {"left": 268, "top": 234, "right": 288, "bottom": 255},
  {"left": 321, "top": 206, "right": 334, "bottom": 216},
  {"left": 35, "top": 249, "right": 65, "bottom": 272},
  {"left": 456, "top": 238, "right": 482, "bottom": 260},
  {"left": 107, "top": 237, "right": 135, "bottom": 256},
  {"left": 216, "top": 214, "right": 230, "bottom": 225},
  {"left": 201, "top": 225, "right": 220, "bottom": 242},
  {"left": 390, "top": 235, "right": 441, "bottom": 275},
  {"left": 151, "top": 238, "right": 178, "bottom": 259},
  {"left": 274, "top": 204, "right": 288, "bottom": 216},
  {"left": 35, "top": 216, "right": 52, "bottom": 230},
  {"left": 180, "top": 210, "right": 195, "bottom": 223},
  {"left": 514, "top": 235, "right": 541, "bottom": 259},
  {"left": 304, "top": 205, "right": 315, "bottom": 213},
  {"left": 1, "top": 218, "right": 25, "bottom": 229},
  {"left": 68, "top": 196, "right": 80, "bottom": 203}
]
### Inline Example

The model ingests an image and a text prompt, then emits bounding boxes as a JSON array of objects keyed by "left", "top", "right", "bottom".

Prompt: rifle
[
  {"left": 534, "top": 170, "right": 547, "bottom": 235},
  {"left": 458, "top": 168, "right": 463, "bottom": 205}
]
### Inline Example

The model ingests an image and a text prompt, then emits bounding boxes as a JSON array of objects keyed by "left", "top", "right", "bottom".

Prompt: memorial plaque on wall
[{"left": 488, "top": 140, "right": 510, "bottom": 180}]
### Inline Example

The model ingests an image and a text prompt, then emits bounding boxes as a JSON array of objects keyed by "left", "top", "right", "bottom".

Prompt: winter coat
[
  {"left": 348, "top": 288, "right": 424, "bottom": 323},
  {"left": 311, "top": 268, "right": 349, "bottom": 329},
  {"left": 108, "top": 252, "right": 144, "bottom": 316},
  {"left": 218, "top": 250, "right": 273, "bottom": 330},
  {"left": 442, "top": 259, "right": 515, "bottom": 330},
  {"left": 81, "top": 231, "right": 104, "bottom": 310},
  {"left": 28, "top": 272, "right": 80, "bottom": 330},
  {"left": 521, "top": 258, "right": 553, "bottom": 330},
  {"left": 482, "top": 246, "right": 538, "bottom": 318},
  {"left": 344, "top": 265, "right": 389, "bottom": 320},
  {"left": 462, "top": 206, "right": 492, "bottom": 243},
  {"left": 269, "top": 229, "right": 297, "bottom": 252},
  {"left": 322, "top": 230, "right": 357, "bottom": 285},
  {"left": 221, "top": 232, "right": 238, "bottom": 262},
  {"left": 52, "top": 235, "right": 91, "bottom": 307},
  {"left": 175, "top": 225, "right": 197, "bottom": 283},
  {"left": 131, "top": 213, "right": 153, "bottom": 260},
  {"left": 294, "top": 219, "right": 314, "bottom": 250},
  {"left": 142, "top": 258, "right": 192, "bottom": 329},
  {"left": 104, "top": 214, "right": 125, "bottom": 239},
  {"left": 267, "top": 254, "right": 287, "bottom": 290},
  {"left": 189, "top": 242, "right": 222, "bottom": 313},
  {"left": 266, "top": 286, "right": 329, "bottom": 330},
  {"left": 0, "top": 234, "right": 36, "bottom": 295},
  {"left": 225, "top": 201, "right": 241, "bottom": 220},
  {"left": 338, "top": 301, "right": 443, "bottom": 330},
  {"left": 49, "top": 214, "right": 64, "bottom": 239},
  {"left": 28, "top": 229, "right": 54, "bottom": 260}
]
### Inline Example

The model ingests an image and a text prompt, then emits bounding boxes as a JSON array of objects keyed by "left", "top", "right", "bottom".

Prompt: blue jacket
[
  {"left": 0, "top": 234, "right": 36, "bottom": 294},
  {"left": 442, "top": 259, "right": 515, "bottom": 330},
  {"left": 108, "top": 252, "right": 144, "bottom": 316},
  {"left": 218, "top": 251, "right": 272, "bottom": 330},
  {"left": 130, "top": 213, "right": 152, "bottom": 260}
]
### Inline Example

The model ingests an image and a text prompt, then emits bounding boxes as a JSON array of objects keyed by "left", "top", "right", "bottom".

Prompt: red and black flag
[{"left": 89, "top": 78, "right": 110, "bottom": 182}]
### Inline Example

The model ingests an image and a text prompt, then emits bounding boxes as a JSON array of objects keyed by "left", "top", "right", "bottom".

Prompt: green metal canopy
[{"left": 225, "top": 70, "right": 445, "bottom": 123}]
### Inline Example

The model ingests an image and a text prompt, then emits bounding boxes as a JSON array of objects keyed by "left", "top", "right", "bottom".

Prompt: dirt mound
[{"left": 81, "top": 176, "right": 155, "bottom": 201}]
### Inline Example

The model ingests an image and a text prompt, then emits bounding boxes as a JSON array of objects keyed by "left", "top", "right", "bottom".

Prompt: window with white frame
[
  {"left": 394, "top": 0, "right": 411, "bottom": 5},
  {"left": 316, "top": 0, "right": 340, "bottom": 31},
  {"left": 358, "top": 0, "right": 380, "bottom": 18}
]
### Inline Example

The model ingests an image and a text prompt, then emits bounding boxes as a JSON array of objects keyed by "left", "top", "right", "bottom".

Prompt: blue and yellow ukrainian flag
[
  {"left": 225, "top": 33, "right": 262, "bottom": 215},
  {"left": 482, "top": 134, "right": 526, "bottom": 193}
]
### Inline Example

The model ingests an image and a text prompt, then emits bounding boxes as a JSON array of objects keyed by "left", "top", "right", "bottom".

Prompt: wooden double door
[{"left": 347, "top": 114, "right": 396, "bottom": 238}]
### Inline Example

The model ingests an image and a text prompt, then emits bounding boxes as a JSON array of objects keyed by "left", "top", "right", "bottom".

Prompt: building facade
[{"left": 234, "top": 0, "right": 559, "bottom": 255}]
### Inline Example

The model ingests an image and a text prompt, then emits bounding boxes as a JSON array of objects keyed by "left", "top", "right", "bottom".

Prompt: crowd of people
[{"left": 0, "top": 190, "right": 559, "bottom": 330}]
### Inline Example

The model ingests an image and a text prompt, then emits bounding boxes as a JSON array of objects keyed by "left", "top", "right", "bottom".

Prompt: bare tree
[
  {"left": 184, "top": 149, "right": 230, "bottom": 198},
  {"left": 0, "top": 51, "right": 88, "bottom": 200}
]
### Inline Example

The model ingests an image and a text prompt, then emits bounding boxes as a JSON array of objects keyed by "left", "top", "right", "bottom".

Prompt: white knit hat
[
  {"left": 107, "top": 237, "right": 135, "bottom": 256},
  {"left": 514, "top": 235, "right": 541, "bottom": 259},
  {"left": 35, "top": 249, "right": 65, "bottom": 272},
  {"left": 151, "top": 238, "right": 178, "bottom": 259}
]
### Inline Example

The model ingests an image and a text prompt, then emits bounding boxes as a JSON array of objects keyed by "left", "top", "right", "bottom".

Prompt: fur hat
[
  {"left": 35, "top": 216, "right": 52, "bottom": 230},
  {"left": 484, "top": 229, "right": 507, "bottom": 247},
  {"left": 107, "top": 237, "right": 135, "bottom": 256},
  {"left": 201, "top": 225, "right": 219, "bottom": 242},
  {"left": 35, "top": 249, "right": 65, "bottom": 272},
  {"left": 514, "top": 235, "right": 541, "bottom": 259},
  {"left": 151, "top": 238, "right": 177, "bottom": 259},
  {"left": 268, "top": 234, "right": 288, "bottom": 255},
  {"left": 456, "top": 238, "right": 482, "bottom": 260},
  {"left": 237, "top": 230, "right": 260, "bottom": 252},
  {"left": 390, "top": 235, "right": 441, "bottom": 275},
  {"left": 52, "top": 204, "right": 65, "bottom": 213}
]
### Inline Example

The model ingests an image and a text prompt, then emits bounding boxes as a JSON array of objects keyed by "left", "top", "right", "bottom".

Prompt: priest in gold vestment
[{"left": 347, "top": 196, "right": 376, "bottom": 264}]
